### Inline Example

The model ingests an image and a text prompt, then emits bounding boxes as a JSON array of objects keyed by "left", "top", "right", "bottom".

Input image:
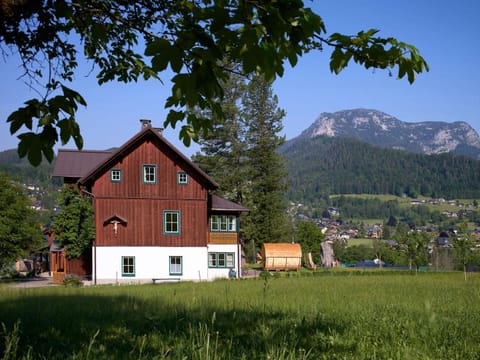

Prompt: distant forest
[
  {"left": 280, "top": 136, "right": 480, "bottom": 202},
  {"left": 0, "top": 149, "right": 59, "bottom": 187}
]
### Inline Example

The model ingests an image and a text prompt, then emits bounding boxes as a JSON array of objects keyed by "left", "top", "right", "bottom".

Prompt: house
[{"left": 52, "top": 120, "right": 248, "bottom": 284}]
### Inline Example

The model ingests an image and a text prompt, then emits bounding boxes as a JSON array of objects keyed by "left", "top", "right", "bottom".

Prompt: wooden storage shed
[{"left": 261, "top": 243, "right": 302, "bottom": 271}]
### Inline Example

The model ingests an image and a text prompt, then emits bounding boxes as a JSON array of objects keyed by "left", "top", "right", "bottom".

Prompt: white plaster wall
[
  {"left": 207, "top": 243, "right": 240, "bottom": 279},
  {"left": 92, "top": 244, "right": 241, "bottom": 284},
  {"left": 92, "top": 246, "right": 209, "bottom": 284}
]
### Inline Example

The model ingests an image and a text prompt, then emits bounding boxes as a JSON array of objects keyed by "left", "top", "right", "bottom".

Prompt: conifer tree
[
  {"left": 241, "top": 76, "right": 292, "bottom": 246},
  {"left": 192, "top": 64, "right": 248, "bottom": 203}
]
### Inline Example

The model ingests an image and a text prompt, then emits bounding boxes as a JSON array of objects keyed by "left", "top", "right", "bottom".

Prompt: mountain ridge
[{"left": 294, "top": 109, "right": 480, "bottom": 159}]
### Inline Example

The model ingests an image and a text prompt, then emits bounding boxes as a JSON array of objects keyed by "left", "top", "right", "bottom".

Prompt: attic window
[
  {"left": 143, "top": 164, "right": 156, "bottom": 184},
  {"left": 177, "top": 171, "right": 188, "bottom": 185},
  {"left": 110, "top": 169, "right": 122, "bottom": 182}
]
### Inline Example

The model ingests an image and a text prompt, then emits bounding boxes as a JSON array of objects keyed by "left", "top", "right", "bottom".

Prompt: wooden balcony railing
[{"left": 208, "top": 232, "right": 238, "bottom": 244}]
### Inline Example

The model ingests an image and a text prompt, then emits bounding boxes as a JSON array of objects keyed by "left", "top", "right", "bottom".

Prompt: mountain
[{"left": 296, "top": 109, "right": 480, "bottom": 159}]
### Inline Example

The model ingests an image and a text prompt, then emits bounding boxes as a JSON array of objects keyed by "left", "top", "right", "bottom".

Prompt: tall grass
[{"left": 1, "top": 271, "right": 479, "bottom": 359}]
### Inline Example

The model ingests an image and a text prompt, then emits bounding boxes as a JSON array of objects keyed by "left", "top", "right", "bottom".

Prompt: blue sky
[{"left": 1, "top": 1, "right": 479, "bottom": 158}]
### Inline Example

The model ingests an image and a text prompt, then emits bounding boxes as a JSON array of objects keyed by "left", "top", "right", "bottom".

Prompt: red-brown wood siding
[
  {"left": 86, "top": 138, "right": 211, "bottom": 247},
  {"left": 91, "top": 140, "right": 208, "bottom": 199},
  {"left": 95, "top": 198, "right": 208, "bottom": 246},
  {"left": 67, "top": 253, "right": 92, "bottom": 276}
]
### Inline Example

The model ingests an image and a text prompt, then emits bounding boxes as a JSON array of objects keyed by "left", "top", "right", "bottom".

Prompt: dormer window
[
  {"left": 177, "top": 171, "right": 188, "bottom": 185},
  {"left": 142, "top": 164, "right": 156, "bottom": 184}
]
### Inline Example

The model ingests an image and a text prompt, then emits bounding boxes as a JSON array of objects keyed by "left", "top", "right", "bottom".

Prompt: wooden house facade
[{"left": 53, "top": 120, "right": 248, "bottom": 284}]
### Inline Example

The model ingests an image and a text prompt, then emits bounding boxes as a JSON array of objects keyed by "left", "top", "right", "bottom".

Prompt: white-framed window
[
  {"left": 169, "top": 256, "right": 182, "bottom": 275},
  {"left": 121, "top": 256, "right": 135, "bottom": 277},
  {"left": 208, "top": 252, "right": 235, "bottom": 268},
  {"left": 210, "top": 215, "right": 237, "bottom": 232},
  {"left": 177, "top": 171, "right": 188, "bottom": 185},
  {"left": 142, "top": 164, "right": 156, "bottom": 184},
  {"left": 164, "top": 210, "right": 180, "bottom": 234},
  {"left": 110, "top": 169, "right": 122, "bottom": 182}
]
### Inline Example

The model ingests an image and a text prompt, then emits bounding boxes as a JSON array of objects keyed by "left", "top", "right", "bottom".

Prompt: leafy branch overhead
[{"left": 1, "top": 1, "right": 428, "bottom": 165}]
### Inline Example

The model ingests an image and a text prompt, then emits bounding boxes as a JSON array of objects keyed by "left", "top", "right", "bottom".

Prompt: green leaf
[
  {"left": 7, "top": 108, "right": 30, "bottom": 134},
  {"left": 179, "top": 126, "right": 192, "bottom": 147},
  {"left": 164, "top": 110, "right": 185, "bottom": 129},
  {"left": 42, "top": 146, "right": 55, "bottom": 163},
  {"left": 18, "top": 133, "right": 42, "bottom": 166},
  {"left": 61, "top": 85, "right": 87, "bottom": 107},
  {"left": 169, "top": 46, "right": 184, "bottom": 73},
  {"left": 92, "top": 23, "right": 108, "bottom": 45},
  {"left": 330, "top": 47, "right": 348, "bottom": 74},
  {"left": 17, "top": 132, "right": 34, "bottom": 158},
  {"left": 145, "top": 38, "right": 171, "bottom": 56},
  {"left": 151, "top": 54, "right": 170, "bottom": 72},
  {"left": 7, "top": 99, "right": 42, "bottom": 133}
]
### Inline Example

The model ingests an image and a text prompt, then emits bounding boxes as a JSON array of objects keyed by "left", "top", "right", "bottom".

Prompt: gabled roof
[
  {"left": 52, "top": 149, "right": 113, "bottom": 178},
  {"left": 53, "top": 126, "right": 218, "bottom": 190},
  {"left": 209, "top": 194, "right": 249, "bottom": 213}
]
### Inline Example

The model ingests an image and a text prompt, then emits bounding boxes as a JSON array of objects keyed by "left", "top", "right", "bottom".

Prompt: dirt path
[{"left": 9, "top": 277, "right": 56, "bottom": 288}]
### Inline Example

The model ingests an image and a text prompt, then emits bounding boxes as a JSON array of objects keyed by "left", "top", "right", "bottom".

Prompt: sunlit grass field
[
  {"left": 1, "top": 271, "right": 480, "bottom": 359},
  {"left": 330, "top": 193, "right": 474, "bottom": 213}
]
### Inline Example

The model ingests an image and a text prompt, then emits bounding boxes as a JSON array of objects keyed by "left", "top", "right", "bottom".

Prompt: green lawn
[
  {"left": 347, "top": 238, "right": 374, "bottom": 247},
  {"left": 1, "top": 272, "right": 479, "bottom": 359}
]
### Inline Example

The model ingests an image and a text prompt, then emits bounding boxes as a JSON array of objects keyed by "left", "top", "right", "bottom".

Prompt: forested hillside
[
  {"left": 0, "top": 149, "right": 61, "bottom": 213},
  {"left": 0, "top": 149, "right": 57, "bottom": 186},
  {"left": 280, "top": 136, "right": 480, "bottom": 202}
]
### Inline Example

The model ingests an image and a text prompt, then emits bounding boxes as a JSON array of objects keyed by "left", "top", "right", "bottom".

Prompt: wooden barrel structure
[{"left": 261, "top": 243, "right": 302, "bottom": 271}]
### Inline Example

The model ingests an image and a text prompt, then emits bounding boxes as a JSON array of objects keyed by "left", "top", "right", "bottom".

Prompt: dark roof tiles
[
  {"left": 210, "top": 194, "right": 249, "bottom": 212},
  {"left": 52, "top": 149, "right": 113, "bottom": 178}
]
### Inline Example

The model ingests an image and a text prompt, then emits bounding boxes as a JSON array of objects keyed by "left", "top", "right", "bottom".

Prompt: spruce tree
[
  {"left": 192, "top": 64, "right": 248, "bottom": 203},
  {"left": 241, "top": 76, "right": 292, "bottom": 247}
]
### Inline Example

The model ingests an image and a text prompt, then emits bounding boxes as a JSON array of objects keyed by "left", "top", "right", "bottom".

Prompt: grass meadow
[{"left": 1, "top": 271, "right": 480, "bottom": 359}]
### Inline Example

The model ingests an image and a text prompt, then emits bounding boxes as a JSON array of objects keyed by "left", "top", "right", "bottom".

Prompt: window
[
  {"left": 142, "top": 164, "right": 156, "bottom": 184},
  {"left": 210, "top": 215, "right": 237, "bottom": 232},
  {"left": 164, "top": 211, "right": 180, "bottom": 234},
  {"left": 226, "top": 253, "right": 235, "bottom": 267},
  {"left": 110, "top": 169, "right": 122, "bottom": 182},
  {"left": 208, "top": 253, "right": 217, "bottom": 267},
  {"left": 122, "top": 256, "right": 135, "bottom": 277},
  {"left": 177, "top": 171, "right": 188, "bottom": 185},
  {"left": 208, "top": 252, "right": 235, "bottom": 268},
  {"left": 169, "top": 256, "right": 182, "bottom": 275}
]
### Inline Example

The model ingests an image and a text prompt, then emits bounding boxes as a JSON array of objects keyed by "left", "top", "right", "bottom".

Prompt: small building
[{"left": 261, "top": 243, "right": 302, "bottom": 271}]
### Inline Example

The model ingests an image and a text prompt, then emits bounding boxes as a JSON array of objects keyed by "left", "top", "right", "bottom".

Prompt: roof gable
[{"left": 75, "top": 127, "right": 218, "bottom": 190}]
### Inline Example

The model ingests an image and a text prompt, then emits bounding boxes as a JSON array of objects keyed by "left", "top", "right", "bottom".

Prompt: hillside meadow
[
  {"left": 330, "top": 193, "right": 473, "bottom": 213},
  {"left": 1, "top": 271, "right": 479, "bottom": 359}
]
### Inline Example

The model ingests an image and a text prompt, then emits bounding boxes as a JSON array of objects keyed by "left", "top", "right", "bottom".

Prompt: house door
[{"left": 51, "top": 250, "right": 66, "bottom": 284}]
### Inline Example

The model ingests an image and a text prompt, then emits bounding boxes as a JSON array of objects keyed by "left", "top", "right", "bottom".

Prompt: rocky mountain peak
[{"left": 298, "top": 109, "right": 480, "bottom": 158}]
